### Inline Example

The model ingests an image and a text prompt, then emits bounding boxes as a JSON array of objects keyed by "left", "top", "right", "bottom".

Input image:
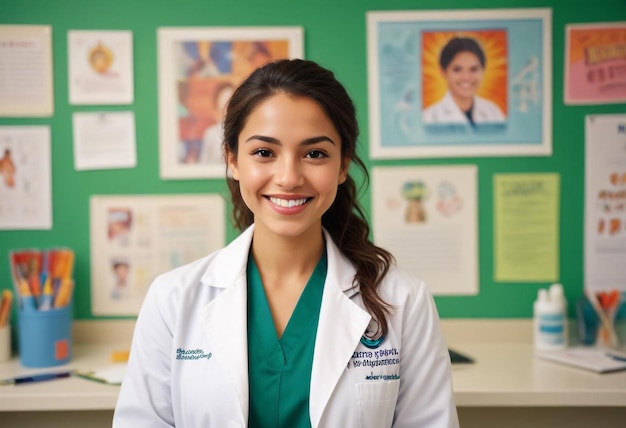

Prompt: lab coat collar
[
  {"left": 200, "top": 224, "right": 361, "bottom": 297},
  {"left": 199, "top": 224, "right": 370, "bottom": 427},
  {"left": 199, "top": 225, "right": 254, "bottom": 288}
]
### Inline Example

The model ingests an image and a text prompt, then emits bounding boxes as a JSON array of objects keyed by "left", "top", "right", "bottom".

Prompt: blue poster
[{"left": 367, "top": 9, "right": 552, "bottom": 159}]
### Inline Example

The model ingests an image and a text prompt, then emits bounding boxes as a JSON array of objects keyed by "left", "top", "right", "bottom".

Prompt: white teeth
[{"left": 269, "top": 197, "right": 308, "bottom": 208}]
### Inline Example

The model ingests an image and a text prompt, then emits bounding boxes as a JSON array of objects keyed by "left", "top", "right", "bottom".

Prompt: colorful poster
[
  {"left": 367, "top": 9, "right": 552, "bottom": 159},
  {"left": 494, "top": 173, "right": 560, "bottom": 283},
  {"left": 565, "top": 22, "right": 626, "bottom": 105},
  {"left": 372, "top": 165, "right": 478, "bottom": 295},
  {"left": 158, "top": 27, "right": 303, "bottom": 179},
  {"left": 90, "top": 194, "right": 225, "bottom": 315},
  {"left": 68, "top": 30, "right": 134, "bottom": 105},
  {"left": 0, "top": 126, "right": 51, "bottom": 229},
  {"left": 585, "top": 115, "right": 626, "bottom": 292}
]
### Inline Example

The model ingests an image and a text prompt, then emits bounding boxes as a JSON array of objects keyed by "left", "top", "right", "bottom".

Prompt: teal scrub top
[{"left": 247, "top": 250, "right": 327, "bottom": 428}]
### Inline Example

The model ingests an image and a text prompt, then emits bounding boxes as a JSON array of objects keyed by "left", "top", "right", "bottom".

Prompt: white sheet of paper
[
  {"left": 73, "top": 111, "right": 137, "bottom": 171},
  {"left": 372, "top": 165, "right": 478, "bottom": 295},
  {"left": 0, "top": 126, "right": 52, "bottom": 229},
  {"left": 68, "top": 30, "right": 134, "bottom": 105},
  {"left": 585, "top": 114, "right": 626, "bottom": 292},
  {"left": 0, "top": 25, "right": 53, "bottom": 116}
]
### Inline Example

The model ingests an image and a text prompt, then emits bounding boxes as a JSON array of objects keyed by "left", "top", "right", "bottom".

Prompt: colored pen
[
  {"left": 0, "top": 290, "right": 13, "bottom": 326},
  {"left": 38, "top": 276, "right": 54, "bottom": 311},
  {"left": 606, "top": 352, "right": 626, "bottom": 362},
  {"left": 53, "top": 278, "right": 74, "bottom": 308},
  {"left": 18, "top": 279, "right": 37, "bottom": 312},
  {"left": 0, "top": 371, "right": 73, "bottom": 386}
]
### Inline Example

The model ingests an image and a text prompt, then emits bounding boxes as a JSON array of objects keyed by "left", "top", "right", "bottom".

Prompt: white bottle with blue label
[{"left": 534, "top": 287, "right": 567, "bottom": 351}]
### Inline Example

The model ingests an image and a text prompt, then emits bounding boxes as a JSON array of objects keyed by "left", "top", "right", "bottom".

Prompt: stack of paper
[{"left": 537, "top": 347, "right": 626, "bottom": 373}]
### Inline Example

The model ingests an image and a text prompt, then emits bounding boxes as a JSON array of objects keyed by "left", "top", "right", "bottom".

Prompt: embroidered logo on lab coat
[
  {"left": 176, "top": 348, "right": 212, "bottom": 360},
  {"left": 348, "top": 347, "right": 400, "bottom": 376}
]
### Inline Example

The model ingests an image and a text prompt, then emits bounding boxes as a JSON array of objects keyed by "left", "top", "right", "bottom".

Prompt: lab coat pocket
[{"left": 356, "top": 380, "right": 400, "bottom": 428}]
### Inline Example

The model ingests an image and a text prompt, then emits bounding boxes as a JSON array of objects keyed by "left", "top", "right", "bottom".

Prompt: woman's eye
[
  {"left": 253, "top": 149, "right": 273, "bottom": 157},
  {"left": 306, "top": 150, "right": 327, "bottom": 159}
]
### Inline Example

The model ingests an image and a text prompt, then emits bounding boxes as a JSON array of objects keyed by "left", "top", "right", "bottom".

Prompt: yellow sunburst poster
[{"left": 367, "top": 9, "right": 552, "bottom": 159}]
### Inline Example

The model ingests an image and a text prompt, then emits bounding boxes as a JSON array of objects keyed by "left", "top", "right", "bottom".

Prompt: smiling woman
[
  {"left": 113, "top": 59, "right": 458, "bottom": 428},
  {"left": 423, "top": 36, "right": 506, "bottom": 126},
  {"left": 228, "top": 93, "right": 348, "bottom": 243}
]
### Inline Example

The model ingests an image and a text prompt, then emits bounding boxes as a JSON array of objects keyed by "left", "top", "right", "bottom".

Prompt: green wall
[{"left": 1, "top": 0, "right": 624, "bottom": 320}]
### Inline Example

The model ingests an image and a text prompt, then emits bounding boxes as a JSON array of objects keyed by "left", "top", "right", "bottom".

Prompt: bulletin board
[{"left": 1, "top": 0, "right": 625, "bottom": 320}]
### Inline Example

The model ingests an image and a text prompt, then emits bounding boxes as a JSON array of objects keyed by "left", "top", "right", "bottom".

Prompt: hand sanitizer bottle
[
  {"left": 549, "top": 283, "right": 568, "bottom": 347},
  {"left": 534, "top": 287, "right": 567, "bottom": 351}
]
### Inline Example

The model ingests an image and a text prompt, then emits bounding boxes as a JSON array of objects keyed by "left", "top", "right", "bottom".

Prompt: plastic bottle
[
  {"left": 533, "top": 287, "right": 567, "bottom": 351},
  {"left": 549, "top": 283, "right": 568, "bottom": 347}
]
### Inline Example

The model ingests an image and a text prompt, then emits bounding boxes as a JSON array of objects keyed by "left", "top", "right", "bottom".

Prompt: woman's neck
[{"left": 250, "top": 226, "right": 325, "bottom": 280}]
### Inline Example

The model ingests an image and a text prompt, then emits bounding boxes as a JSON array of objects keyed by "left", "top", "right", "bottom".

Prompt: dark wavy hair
[
  {"left": 439, "top": 37, "right": 486, "bottom": 69},
  {"left": 222, "top": 59, "right": 394, "bottom": 335}
]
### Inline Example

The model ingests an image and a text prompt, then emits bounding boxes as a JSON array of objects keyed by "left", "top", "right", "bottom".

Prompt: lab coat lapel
[
  {"left": 309, "top": 232, "right": 371, "bottom": 428},
  {"left": 199, "top": 226, "right": 254, "bottom": 424}
]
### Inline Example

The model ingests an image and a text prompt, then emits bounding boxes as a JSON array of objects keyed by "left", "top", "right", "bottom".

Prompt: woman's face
[
  {"left": 441, "top": 51, "right": 484, "bottom": 101},
  {"left": 227, "top": 93, "right": 349, "bottom": 241}
]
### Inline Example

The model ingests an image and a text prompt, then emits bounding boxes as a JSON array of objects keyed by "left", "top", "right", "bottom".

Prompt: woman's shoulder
[
  {"left": 148, "top": 247, "right": 226, "bottom": 298},
  {"left": 150, "top": 227, "right": 252, "bottom": 298},
  {"left": 377, "top": 265, "right": 432, "bottom": 305}
]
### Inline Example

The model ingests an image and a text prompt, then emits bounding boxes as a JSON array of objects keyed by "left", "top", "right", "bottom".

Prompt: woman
[
  {"left": 114, "top": 59, "right": 458, "bottom": 428},
  {"left": 423, "top": 36, "right": 505, "bottom": 126}
]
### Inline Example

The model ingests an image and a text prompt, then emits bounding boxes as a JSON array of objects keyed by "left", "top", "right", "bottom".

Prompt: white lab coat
[
  {"left": 113, "top": 225, "right": 458, "bottom": 428},
  {"left": 422, "top": 91, "right": 505, "bottom": 124}
]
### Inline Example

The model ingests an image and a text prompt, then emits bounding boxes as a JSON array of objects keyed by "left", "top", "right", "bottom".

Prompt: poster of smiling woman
[{"left": 367, "top": 9, "right": 552, "bottom": 159}]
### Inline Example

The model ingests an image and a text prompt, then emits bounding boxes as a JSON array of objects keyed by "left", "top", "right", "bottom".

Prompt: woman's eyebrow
[{"left": 244, "top": 135, "right": 336, "bottom": 146}]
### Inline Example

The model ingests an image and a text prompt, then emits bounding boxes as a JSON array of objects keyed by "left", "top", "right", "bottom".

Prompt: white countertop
[
  {"left": 1, "top": 319, "right": 625, "bottom": 412},
  {"left": 0, "top": 344, "right": 123, "bottom": 411},
  {"left": 451, "top": 342, "right": 626, "bottom": 407}
]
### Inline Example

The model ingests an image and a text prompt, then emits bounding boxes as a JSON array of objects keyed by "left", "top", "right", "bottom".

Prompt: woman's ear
[
  {"left": 339, "top": 158, "right": 350, "bottom": 184},
  {"left": 226, "top": 149, "right": 239, "bottom": 181}
]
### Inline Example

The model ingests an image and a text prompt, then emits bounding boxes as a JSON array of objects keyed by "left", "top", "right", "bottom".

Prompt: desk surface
[
  {"left": 2, "top": 341, "right": 626, "bottom": 411},
  {"left": 0, "top": 344, "right": 122, "bottom": 411},
  {"left": 451, "top": 342, "right": 626, "bottom": 407}
]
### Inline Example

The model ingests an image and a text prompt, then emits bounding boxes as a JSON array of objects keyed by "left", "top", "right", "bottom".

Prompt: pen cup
[
  {"left": 0, "top": 324, "right": 10, "bottom": 363},
  {"left": 17, "top": 304, "right": 72, "bottom": 368}
]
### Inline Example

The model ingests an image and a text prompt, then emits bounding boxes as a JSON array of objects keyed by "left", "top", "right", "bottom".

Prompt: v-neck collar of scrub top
[
  {"left": 246, "top": 250, "right": 327, "bottom": 427},
  {"left": 198, "top": 225, "right": 371, "bottom": 428},
  {"left": 247, "top": 248, "right": 327, "bottom": 354}
]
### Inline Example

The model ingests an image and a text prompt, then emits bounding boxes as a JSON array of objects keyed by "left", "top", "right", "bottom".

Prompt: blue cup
[{"left": 17, "top": 304, "right": 72, "bottom": 367}]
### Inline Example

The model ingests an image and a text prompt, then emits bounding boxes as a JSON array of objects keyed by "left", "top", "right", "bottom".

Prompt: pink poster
[{"left": 565, "top": 22, "right": 626, "bottom": 105}]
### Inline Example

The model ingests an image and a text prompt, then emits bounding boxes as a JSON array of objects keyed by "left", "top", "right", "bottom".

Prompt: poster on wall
[
  {"left": 157, "top": 27, "right": 303, "bottom": 179},
  {"left": 68, "top": 30, "right": 134, "bottom": 105},
  {"left": 493, "top": 173, "right": 560, "bottom": 283},
  {"left": 0, "top": 126, "right": 52, "bottom": 230},
  {"left": 564, "top": 22, "right": 626, "bottom": 105},
  {"left": 585, "top": 114, "right": 626, "bottom": 292},
  {"left": 90, "top": 194, "right": 225, "bottom": 315},
  {"left": 0, "top": 25, "right": 53, "bottom": 117},
  {"left": 372, "top": 165, "right": 478, "bottom": 295},
  {"left": 367, "top": 9, "right": 552, "bottom": 159}
]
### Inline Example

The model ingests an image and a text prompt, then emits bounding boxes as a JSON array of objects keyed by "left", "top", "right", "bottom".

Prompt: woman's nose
[{"left": 274, "top": 157, "right": 304, "bottom": 189}]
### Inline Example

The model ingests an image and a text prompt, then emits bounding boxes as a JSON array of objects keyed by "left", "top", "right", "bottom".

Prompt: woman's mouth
[{"left": 267, "top": 196, "right": 310, "bottom": 208}]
